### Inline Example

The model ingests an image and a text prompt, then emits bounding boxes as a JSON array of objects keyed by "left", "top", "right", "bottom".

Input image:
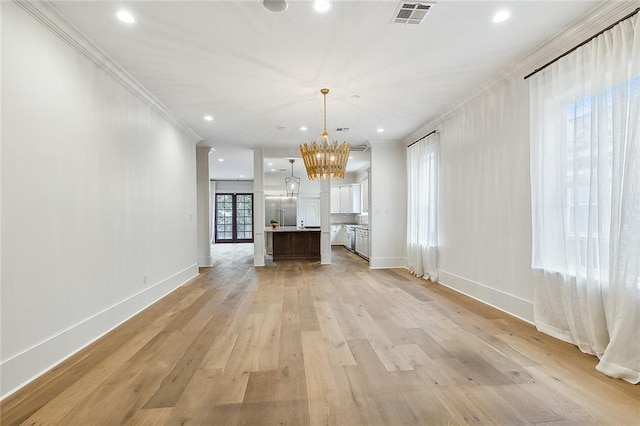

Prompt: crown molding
[
  {"left": 368, "top": 140, "right": 403, "bottom": 148},
  {"left": 403, "top": 0, "right": 640, "bottom": 145},
  {"left": 13, "top": 0, "right": 203, "bottom": 143}
]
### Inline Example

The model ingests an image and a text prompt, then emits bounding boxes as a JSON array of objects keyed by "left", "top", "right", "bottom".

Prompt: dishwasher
[{"left": 345, "top": 226, "right": 356, "bottom": 252}]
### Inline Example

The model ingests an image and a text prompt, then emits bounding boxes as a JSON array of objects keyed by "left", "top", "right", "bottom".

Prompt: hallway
[{"left": 2, "top": 245, "right": 638, "bottom": 425}]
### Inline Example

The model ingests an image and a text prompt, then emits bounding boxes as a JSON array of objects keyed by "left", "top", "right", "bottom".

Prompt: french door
[{"left": 215, "top": 193, "right": 254, "bottom": 243}]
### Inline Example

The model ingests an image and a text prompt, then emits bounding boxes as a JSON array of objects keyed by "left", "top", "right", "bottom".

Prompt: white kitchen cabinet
[
  {"left": 339, "top": 186, "right": 350, "bottom": 213},
  {"left": 342, "top": 225, "right": 354, "bottom": 249},
  {"left": 330, "top": 187, "right": 341, "bottom": 213},
  {"left": 362, "top": 230, "right": 369, "bottom": 258},
  {"left": 330, "top": 225, "right": 340, "bottom": 245},
  {"left": 338, "top": 226, "right": 347, "bottom": 246},
  {"left": 355, "top": 228, "right": 369, "bottom": 260},
  {"left": 350, "top": 184, "right": 362, "bottom": 213},
  {"left": 333, "top": 184, "right": 362, "bottom": 214}
]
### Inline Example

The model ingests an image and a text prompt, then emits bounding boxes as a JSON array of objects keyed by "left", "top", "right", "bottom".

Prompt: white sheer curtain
[
  {"left": 529, "top": 14, "right": 639, "bottom": 383},
  {"left": 407, "top": 132, "right": 439, "bottom": 281}
]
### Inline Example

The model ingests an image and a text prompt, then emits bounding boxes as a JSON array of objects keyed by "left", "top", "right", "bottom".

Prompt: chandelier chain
[{"left": 321, "top": 88, "right": 329, "bottom": 138}]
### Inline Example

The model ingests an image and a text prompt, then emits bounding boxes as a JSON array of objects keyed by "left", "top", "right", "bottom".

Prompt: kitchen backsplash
[
  {"left": 356, "top": 214, "right": 369, "bottom": 225},
  {"left": 330, "top": 213, "right": 357, "bottom": 224},
  {"left": 330, "top": 213, "right": 369, "bottom": 225}
]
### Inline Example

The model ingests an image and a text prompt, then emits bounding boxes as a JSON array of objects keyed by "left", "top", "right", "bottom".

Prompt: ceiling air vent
[
  {"left": 350, "top": 144, "right": 370, "bottom": 152},
  {"left": 336, "top": 127, "right": 350, "bottom": 132},
  {"left": 393, "top": 2, "right": 435, "bottom": 25}
]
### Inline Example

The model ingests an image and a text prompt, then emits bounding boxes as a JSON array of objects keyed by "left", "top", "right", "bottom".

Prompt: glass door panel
[{"left": 215, "top": 193, "right": 253, "bottom": 243}]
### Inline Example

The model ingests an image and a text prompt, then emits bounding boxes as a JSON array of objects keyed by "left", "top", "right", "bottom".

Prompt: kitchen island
[{"left": 265, "top": 226, "right": 321, "bottom": 260}]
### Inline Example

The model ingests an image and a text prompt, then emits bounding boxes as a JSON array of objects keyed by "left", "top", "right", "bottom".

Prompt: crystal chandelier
[
  {"left": 299, "top": 88, "right": 350, "bottom": 180},
  {"left": 285, "top": 158, "right": 300, "bottom": 197}
]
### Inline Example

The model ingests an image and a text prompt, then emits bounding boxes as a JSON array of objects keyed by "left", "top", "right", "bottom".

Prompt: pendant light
[
  {"left": 285, "top": 159, "right": 300, "bottom": 197},
  {"left": 300, "top": 88, "right": 350, "bottom": 180}
]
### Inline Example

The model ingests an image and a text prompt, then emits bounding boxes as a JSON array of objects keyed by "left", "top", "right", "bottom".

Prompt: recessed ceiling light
[
  {"left": 300, "top": 126, "right": 308, "bottom": 131},
  {"left": 492, "top": 10, "right": 510, "bottom": 23},
  {"left": 348, "top": 156, "right": 353, "bottom": 160},
  {"left": 262, "top": 0, "right": 288, "bottom": 14},
  {"left": 271, "top": 168, "right": 276, "bottom": 172},
  {"left": 313, "top": 0, "right": 331, "bottom": 13},
  {"left": 116, "top": 10, "right": 135, "bottom": 24},
  {"left": 218, "top": 158, "right": 224, "bottom": 162},
  {"left": 377, "top": 128, "right": 384, "bottom": 133},
  {"left": 239, "top": 175, "right": 244, "bottom": 178},
  {"left": 203, "top": 115, "right": 213, "bottom": 121}
]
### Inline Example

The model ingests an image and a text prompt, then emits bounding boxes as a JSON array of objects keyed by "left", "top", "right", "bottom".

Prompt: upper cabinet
[
  {"left": 332, "top": 184, "right": 361, "bottom": 214},
  {"left": 330, "top": 187, "right": 341, "bottom": 213}
]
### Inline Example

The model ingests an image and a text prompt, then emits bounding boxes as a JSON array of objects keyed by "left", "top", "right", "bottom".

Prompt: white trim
[
  {"left": 437, "top": 270, "right": 534, "bottom": 324},
  {"left": 0, "top": 264, "right": 199, "bottom": 400},
  {"left": 368, "top": 140, "right": 402, "bottom": 147},
  {"left": 369, "top": 256, "right": 407, "bottom": 269},
  {"left": 13, "top": 0, "right": 202, "bottom": 143},
  {"left": 403, "top": 1, "right": 640, "bottom": 144}
]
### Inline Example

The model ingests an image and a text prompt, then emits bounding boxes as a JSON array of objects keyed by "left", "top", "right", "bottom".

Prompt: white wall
[
  {"left": 370, "top": 143, "right": 406, "bottom": 269},
  {"left": 264, "top": 172, "right": 320, "bottom": 196},
  {"left": 214, "top": 180, "right": 254, "bottom": 193},
  {"left": 0, "top": 3, "right": 199, "bottom": 398},
  {"left": 435, "top": 77, "right": 535, "bottom": 321}
]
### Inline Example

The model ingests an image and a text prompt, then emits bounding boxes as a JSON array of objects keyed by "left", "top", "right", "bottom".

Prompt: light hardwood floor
[{"left": 2, "top": 244, "right": 639, "bottom": 425}]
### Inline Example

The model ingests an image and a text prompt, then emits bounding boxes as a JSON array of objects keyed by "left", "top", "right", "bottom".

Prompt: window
[{"left": 560, "top": 76, "right": 640, "bottom": 275}]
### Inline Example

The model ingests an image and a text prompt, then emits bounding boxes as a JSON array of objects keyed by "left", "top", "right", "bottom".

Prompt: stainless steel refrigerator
[{"left": 265, "top": 196, "right": 297, "bottom": 227}]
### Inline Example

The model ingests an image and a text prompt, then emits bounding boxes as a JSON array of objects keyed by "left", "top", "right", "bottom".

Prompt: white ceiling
[{"left": 52, "top": 0, "right": 601, "bottom": 180}]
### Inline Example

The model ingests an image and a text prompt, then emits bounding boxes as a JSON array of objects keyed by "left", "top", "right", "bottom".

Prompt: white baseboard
[
  {"left": 437, "top": 270, "right": 534, "bottom": 324},
  {"left": 369, "top": 257, "right": 407, "bottom": 269},
  {"left": 0, "top": 264, "right": 199, "bottom": 400}
]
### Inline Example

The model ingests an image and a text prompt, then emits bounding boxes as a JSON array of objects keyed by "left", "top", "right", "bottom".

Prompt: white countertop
[
  {"left": 334, "top": 224, "right": 369, "bottom": 230},
  {"left": 265, "top": 226, "right": 321, "bottom": 232}
]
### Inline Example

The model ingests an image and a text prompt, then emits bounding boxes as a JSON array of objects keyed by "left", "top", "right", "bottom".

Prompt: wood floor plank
[
  {"left": 214, "top": 313, "right": 264, "bottom": 405},
  {"left": 325, "top": 295, "right": 366, "bottom": 340},
  {"left": 242, "top": 370, "right": 279, "bottom": 403},
  {"left": 403, "top": 389, "right": 460, "bottom": 425},
  {"left": 297, "top": 287, "right": 321, "bottom": 332},
  {"left": 254, "top": 303, "right": 282, "bottom": 371},
  {"left": 346, "top": 304, "right": 414, "bottom": 372},
  {"left": 404, "top": 327, "right": 454, "bottom": 359},
  {"left": 313, "top": 301, "right": 357, "bottom": 366},
  {"left": 302, "top": 330, "right": 339, "bottom": 425},
  {"left": 495, "top": 384, "right": 566, "bottom": 424},
  {"left": 142, "top": 312, "right": 227, "bottom": 408},
  {"left": 123, "top": 407, "right": 174, "bottom": 425},
  {"left": 3, "top": 244, "right": 638, "bottom": 426},
  {"left": 200, "top": 331, "right": 239, "bottom": 370},
  {"left": 174, "top": 367, "right": 224, "bottom": 410},
  {"left": 275, "top": 324, "right": 308, "bottom": 409},
  {"left": 282, "top": 286, "right": 301, "bottom": 325}
]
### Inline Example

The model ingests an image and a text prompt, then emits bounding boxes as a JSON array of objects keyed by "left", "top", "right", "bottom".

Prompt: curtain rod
[
  {"left": 407, "top": 129, "right": 437, "bottom": 148},
  {"left": 524, "top": 7, "right": 639, "bottom": 80}
]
